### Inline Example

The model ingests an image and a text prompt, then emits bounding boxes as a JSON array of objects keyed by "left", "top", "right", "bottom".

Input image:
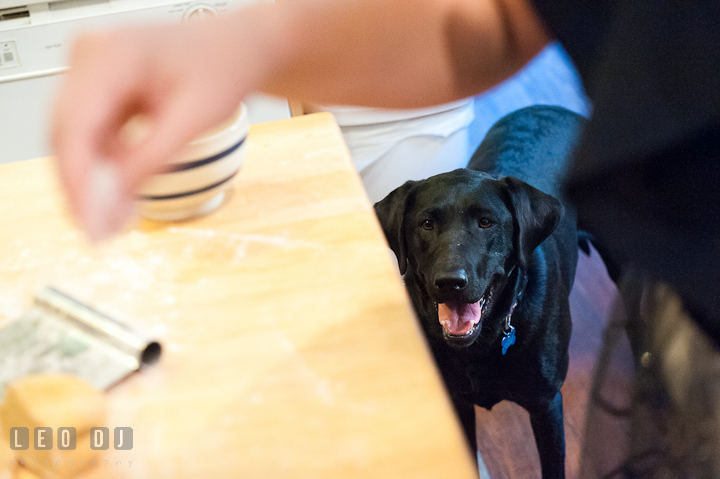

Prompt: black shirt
[{"left": 530, "top": 0, "right": 720, "bottom": 342}]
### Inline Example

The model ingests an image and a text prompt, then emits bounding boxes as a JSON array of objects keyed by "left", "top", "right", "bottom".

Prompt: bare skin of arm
[{"left": 51, "top": 0, "right": 550, "bottom": 241}]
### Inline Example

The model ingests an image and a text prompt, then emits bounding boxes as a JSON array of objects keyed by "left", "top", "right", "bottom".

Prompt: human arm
[{"left": 51, "top": 0, "right": 551, "bottom": 240}]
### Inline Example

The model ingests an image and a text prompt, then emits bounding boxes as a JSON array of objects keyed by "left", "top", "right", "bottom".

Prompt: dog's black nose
[{"left": 434, "top": 269, "right": 468, "bottom": 293}]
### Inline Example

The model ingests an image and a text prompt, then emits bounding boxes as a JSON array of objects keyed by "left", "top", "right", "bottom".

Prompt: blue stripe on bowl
[
  {"left": 167, "top": 136, "right": 246, "bottom": 173},
  {"left": 139, "top": 170, "right": 238, "bottom": 201}
]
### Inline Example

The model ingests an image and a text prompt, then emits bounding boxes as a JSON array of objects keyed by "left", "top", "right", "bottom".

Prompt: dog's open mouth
[{"left": 437, "top": 285, "right": 493, "bottom": 338}]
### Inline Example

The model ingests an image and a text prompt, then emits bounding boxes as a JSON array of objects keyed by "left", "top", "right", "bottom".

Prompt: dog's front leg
[
  {"left": 528, "top": 391, "right": 566, "bottom": 479},
  {"left": 449, "top": 393, "right": 477, "bottom": 456},
  {"left": 429, "top": 344, "right": 479, "bottom": 458}
]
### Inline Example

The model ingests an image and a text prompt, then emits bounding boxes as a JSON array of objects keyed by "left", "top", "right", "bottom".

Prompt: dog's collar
[{"left": 501, "top": 265, "right": 527, "bottom": 355}]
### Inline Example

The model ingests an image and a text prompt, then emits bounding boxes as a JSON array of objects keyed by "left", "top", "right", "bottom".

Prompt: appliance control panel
[
  {"left": 0, "top": 39, "right": 19, "bottom": 68},
  {"left": 183, "top": 3, "right": 220, "bottom": 23}
]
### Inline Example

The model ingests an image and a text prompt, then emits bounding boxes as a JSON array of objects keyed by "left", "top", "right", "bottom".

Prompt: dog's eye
[
  {"left": 479, "top": 218, "right": 494, "bottom": 229},
  {"left": 421, "top": 220, "right": 434, "bottom": 230}
]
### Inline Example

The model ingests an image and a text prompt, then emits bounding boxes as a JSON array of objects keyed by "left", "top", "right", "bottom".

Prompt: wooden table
[{"left": 0, "top": 113, "right": 477, "bottom": 479}]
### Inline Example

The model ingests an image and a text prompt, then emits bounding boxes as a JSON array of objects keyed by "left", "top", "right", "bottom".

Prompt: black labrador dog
[{"left": 374, "top": 106, "right": 585, "bottom": 478}]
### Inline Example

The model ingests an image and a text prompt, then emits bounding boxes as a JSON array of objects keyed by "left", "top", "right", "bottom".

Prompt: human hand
[{"left": 51, "top": 15, "right": 268, "bottom": 241}]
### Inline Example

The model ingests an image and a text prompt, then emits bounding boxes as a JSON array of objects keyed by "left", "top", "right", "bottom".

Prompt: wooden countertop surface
[{"left": 0, "top": 113, "right": 477, "bottom": 478}]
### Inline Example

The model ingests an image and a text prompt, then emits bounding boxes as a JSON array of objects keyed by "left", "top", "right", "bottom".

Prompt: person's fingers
[
  {"left": 75, "top": 76, "right": 241, "bottom": 242},
  {"left": 119, "top": 87, "right": 240, "bottom": 192},
  {"left": 51, "top": 32, "right": 140, "bottom": 235},
  {"left": 83, "top": 160, "right": 125, "bottom": 242},
  {"left": 52, "top": 19, "right": 252, "bottom": 241},
  {"left": 50, "top": 29, "right": 204, "bottom": 241}
]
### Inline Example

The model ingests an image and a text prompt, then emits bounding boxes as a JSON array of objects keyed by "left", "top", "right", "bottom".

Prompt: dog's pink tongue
[{"left": 438, "top": 301, "right": 482, "bottom": 335}]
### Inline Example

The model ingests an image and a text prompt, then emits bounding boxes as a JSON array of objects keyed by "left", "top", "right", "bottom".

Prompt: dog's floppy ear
[
  {"left": 500, "top": 176, "right": 563, "bottom": 270},
  {"left": 373, "top": 181, "right": 417, "bottom": 275}
]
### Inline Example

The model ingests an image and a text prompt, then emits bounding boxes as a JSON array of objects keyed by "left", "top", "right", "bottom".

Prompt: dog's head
[{"left": 374, "top": 169, "right": 562, "bottom": 348}]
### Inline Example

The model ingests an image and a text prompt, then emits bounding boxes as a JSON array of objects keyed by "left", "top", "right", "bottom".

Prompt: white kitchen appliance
[{"left": 0, "top": 0, "right": 289, "bottom": 164}]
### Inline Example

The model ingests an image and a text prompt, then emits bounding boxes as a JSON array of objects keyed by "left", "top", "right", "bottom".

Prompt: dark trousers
[{"left": 580, "top": 270, "right": 720, "bottom": 478}]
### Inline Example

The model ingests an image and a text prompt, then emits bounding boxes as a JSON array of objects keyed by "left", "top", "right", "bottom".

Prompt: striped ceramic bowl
[{"left": 138, "top": 103, "right": 249, "bottom": 221}]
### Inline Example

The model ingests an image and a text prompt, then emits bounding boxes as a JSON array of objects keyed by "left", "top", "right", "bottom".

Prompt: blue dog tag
[{"left": 501, "top": 325, "right": 516, "bottom": 355}]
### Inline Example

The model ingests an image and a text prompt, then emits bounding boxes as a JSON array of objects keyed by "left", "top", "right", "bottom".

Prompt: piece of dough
[
  {"left": 0, "top": 422, "right": 14, "bottom": 479},
  {"left": 1, "top": 375, "right": 105, "bottom": 433},
  {"left": 0, "top": 375, "right": 106, "bottom": 479},
  {"left": 13, "top": 467, "right": 39, "bottom": 479}
]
